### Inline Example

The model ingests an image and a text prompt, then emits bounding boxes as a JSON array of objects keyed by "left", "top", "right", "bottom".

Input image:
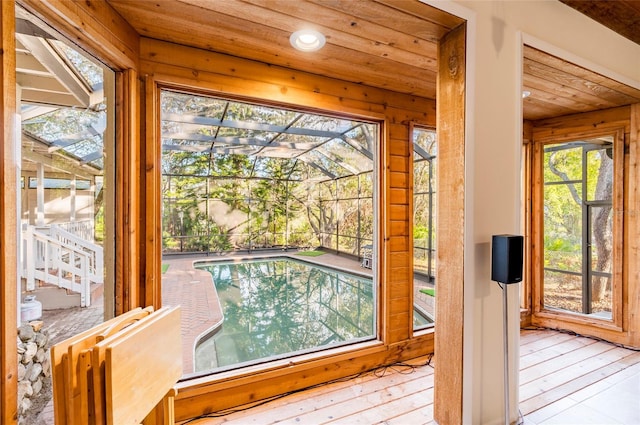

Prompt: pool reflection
[{"left": 194, "top": 257, "right": 375, "bottom": 372}]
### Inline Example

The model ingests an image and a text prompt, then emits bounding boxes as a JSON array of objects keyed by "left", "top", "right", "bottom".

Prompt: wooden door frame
[
  {"left": 1, "top": 1, "right": 141, "bottom": 422},
  {"left": 434, "top": 22, "right": 467, "bottom": 425},
  {"left": 1, "top": 2, "right": 18, "bottom": 422}
]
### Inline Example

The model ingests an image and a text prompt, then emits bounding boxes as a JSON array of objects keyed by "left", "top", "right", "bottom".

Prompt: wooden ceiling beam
[
  {"left": 15, "top": 51, "right": 48, "bottom": 75},
  {"left": 19, "top": 89, "right": 83, "bottom": 108},
  {"left": 16, "top": 73, "right": 69, "bottom": 95}
]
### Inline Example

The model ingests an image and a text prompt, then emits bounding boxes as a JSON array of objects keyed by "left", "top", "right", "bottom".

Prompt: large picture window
[
  {"left": 160, "top": 89, "right": 379, "bottom": 376},
  {"left": 15, "top": 5, "right": 116, "bottom": 421},
  {"left": 17, "top": 6, "right": 114, "bottom": 316}
]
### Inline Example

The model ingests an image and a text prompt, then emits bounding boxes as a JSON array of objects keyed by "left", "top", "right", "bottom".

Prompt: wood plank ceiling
[
  {"left": 90, "top": 1, "right": 640, "bottom": 122},
  {"left": 560, "top": 0, "right": 640, "bottom": 45},
  {"left": 525, "top": 1, "right": 640, "bottom": 121},
  {"left": 108, "top": 0, "right": 462, "bottom": 100},
  {"left": 522, "top": 45, "right": 640, "bottom": 121}
]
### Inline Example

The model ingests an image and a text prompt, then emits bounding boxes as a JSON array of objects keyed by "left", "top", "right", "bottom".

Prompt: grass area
[
  {"left": 295, "top": 250, "right": 326, "bottom": 257},
  {"left": 162, "top": 263, "right": 170, "bottom": 274},
  {"left": 420, "top": 288, "right": 435, "bottom": 297}
]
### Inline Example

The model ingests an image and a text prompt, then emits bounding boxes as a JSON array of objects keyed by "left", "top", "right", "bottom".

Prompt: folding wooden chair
[{"left": 51, "top": 307, "right": 153, "bottom": 425}]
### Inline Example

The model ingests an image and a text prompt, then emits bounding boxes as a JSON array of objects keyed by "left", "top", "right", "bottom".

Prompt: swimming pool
[{"left": 194, "top": 257, "right": 376, "bottom": 372}]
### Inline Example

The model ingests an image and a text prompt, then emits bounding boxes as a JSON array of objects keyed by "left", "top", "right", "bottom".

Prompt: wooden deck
[{"left": 180, "top": 329, "right": 640, "bottom": 425}]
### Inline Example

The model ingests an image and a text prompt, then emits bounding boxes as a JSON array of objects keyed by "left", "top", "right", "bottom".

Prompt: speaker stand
[{"left": 501, "top": 283, "right": 510, "bottom": 425}]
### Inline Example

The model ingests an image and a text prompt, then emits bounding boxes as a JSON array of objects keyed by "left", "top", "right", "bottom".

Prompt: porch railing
[
  {"left": 23, "top": 226, "right": 92, "bottom": 307},
  {"left": 22, "top": 223, "right": 103, "bottom": 307},
  {"left": 47, "top": 225, "right": 103, "bottom": 284},
  {"left": 58, "top": 219, "right": 94, "bottom": 242}
]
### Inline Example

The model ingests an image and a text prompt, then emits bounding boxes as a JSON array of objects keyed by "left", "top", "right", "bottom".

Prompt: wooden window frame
[
  {"left": 155, "top": 82, "right": 386, "bottom": 366},
  {"left": 1, "top": 2, "right": 141, "bottom": 422},
  {"left": 530, "top": 123, "right": 626, "bottom": 334},
  {"left": 524, "top": 105, "right": 640, "bottom": 346},
  {"left": 138, "top": 45, "right": 438, "bottom": 418}
]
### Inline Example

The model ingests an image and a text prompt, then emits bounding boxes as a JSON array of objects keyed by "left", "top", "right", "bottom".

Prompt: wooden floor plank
[
  {"left": 521, "top": 396, "right": 580, "bottom": 425},
  {"left": 565, "top": 354, "right": 640, "bottom": 402},
  {"left": 188, "top": 363, "right": 434, "bottom": 425},
  {"left": 519, "top": 329, "right": 555, "bottom": 345},
  {"left": 520, "top": 351, "right": 640, "bottom": 415},
  {"left": 520, "top": 346, "right": 635, "bottom": 401},
  {"left": 384, "top": 402, "right": 434, "bottom": 425},
  {"left": 330, "top": 388, "right": 434, "bottom": 424},
  {"left": 519, "top": 331, "right": 578, "bottom": 355},
  {"left": 221, "top": 374, "right": 387, "bottom": 425},
  {"left": 275, "top": 370, "right": 433, "bottom": 424},
  {"left": 178, "top": 331, "right": 639, "bottom": 425},
  {"left": 520, "top": 341, "right": 616, "bottom": 384},
  {"left": 519, "top": 335, "right": 598, "bottom": 370}
]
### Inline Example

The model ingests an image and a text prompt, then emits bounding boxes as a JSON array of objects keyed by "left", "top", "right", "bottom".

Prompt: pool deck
[{"left": 162, "top": 250, "right": 435, "bottom": 376}]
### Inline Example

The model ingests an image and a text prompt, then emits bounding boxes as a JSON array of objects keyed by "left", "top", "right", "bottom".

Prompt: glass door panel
[
  {"left": 412, "top": 128, "right": 436, "bottom": 330},
  {"left": 589, "top": 206, "right": 613, "bottom": 315},
  {"left": 541, "top": 137, "right": 614, "bottom": 318}
]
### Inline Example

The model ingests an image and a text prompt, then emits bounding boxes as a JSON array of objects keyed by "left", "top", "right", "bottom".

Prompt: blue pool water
[{"left": 194, "top": 257, "right": 375, "bottom": 372}]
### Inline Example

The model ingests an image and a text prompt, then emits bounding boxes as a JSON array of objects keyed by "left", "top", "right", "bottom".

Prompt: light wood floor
[{"left": 181, "top": 329, "right": 640, "bottom": 425}]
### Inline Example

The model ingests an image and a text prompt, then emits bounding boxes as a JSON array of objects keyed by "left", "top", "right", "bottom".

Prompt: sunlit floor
[{"left": 181, "top": 329, "right": 640, "bottom": 425}]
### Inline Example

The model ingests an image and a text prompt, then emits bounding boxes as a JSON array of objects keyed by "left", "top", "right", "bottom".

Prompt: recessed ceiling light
[
  {"left": 290, "top": 29, "right": 326, "bottom": 52},
  {"left": 522, "top": 90, "right": 531, "bottom": 99}
]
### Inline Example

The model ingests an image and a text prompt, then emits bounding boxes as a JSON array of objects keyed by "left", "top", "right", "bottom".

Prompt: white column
[
  {"left": 70, "top": 175, "right": 76, "bottom": 221},
  {"left": 36, "top": 162, "right": 45, "bottom": 226},
  {"left": 17, "top": 83, "right": 23, "bottom": 323}
]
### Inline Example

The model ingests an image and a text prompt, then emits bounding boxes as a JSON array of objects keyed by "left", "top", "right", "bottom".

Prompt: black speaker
[{"left": 491, "top": 235, "right": 523, "bottom": 284}]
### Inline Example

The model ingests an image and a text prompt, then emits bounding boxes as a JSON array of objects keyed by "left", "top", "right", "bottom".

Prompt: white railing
[
  {"left": 22, "top": 223, "right": 104, "bottom": 307},
  {"left": 47, "top": 226, "right": 104, "bottom": 284},
  {"left": 23, "top": 226, "right": 91, "bottom": 307},
  {"left": 58, "top": 219, "right": 94, "bottom": 242}
]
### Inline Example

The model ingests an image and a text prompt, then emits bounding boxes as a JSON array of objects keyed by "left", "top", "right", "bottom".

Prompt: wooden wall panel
[
  {"left": 0, "top": 2, "right": 17, "bottom": 423},
  {"left": 139, "top": 37, "right": 436, "bottom": 419},
  {"left": 434, "top": 23, "right": 466, "bottom": 425},
  {"left": 389, "top": 204, "right": 409, "bottom": 221},
  {"left": 389, "top": 171, "right": 408, "bottom": 189},
  {"left": 532, "top": 106, "right": 630, "bottom": 140}
]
